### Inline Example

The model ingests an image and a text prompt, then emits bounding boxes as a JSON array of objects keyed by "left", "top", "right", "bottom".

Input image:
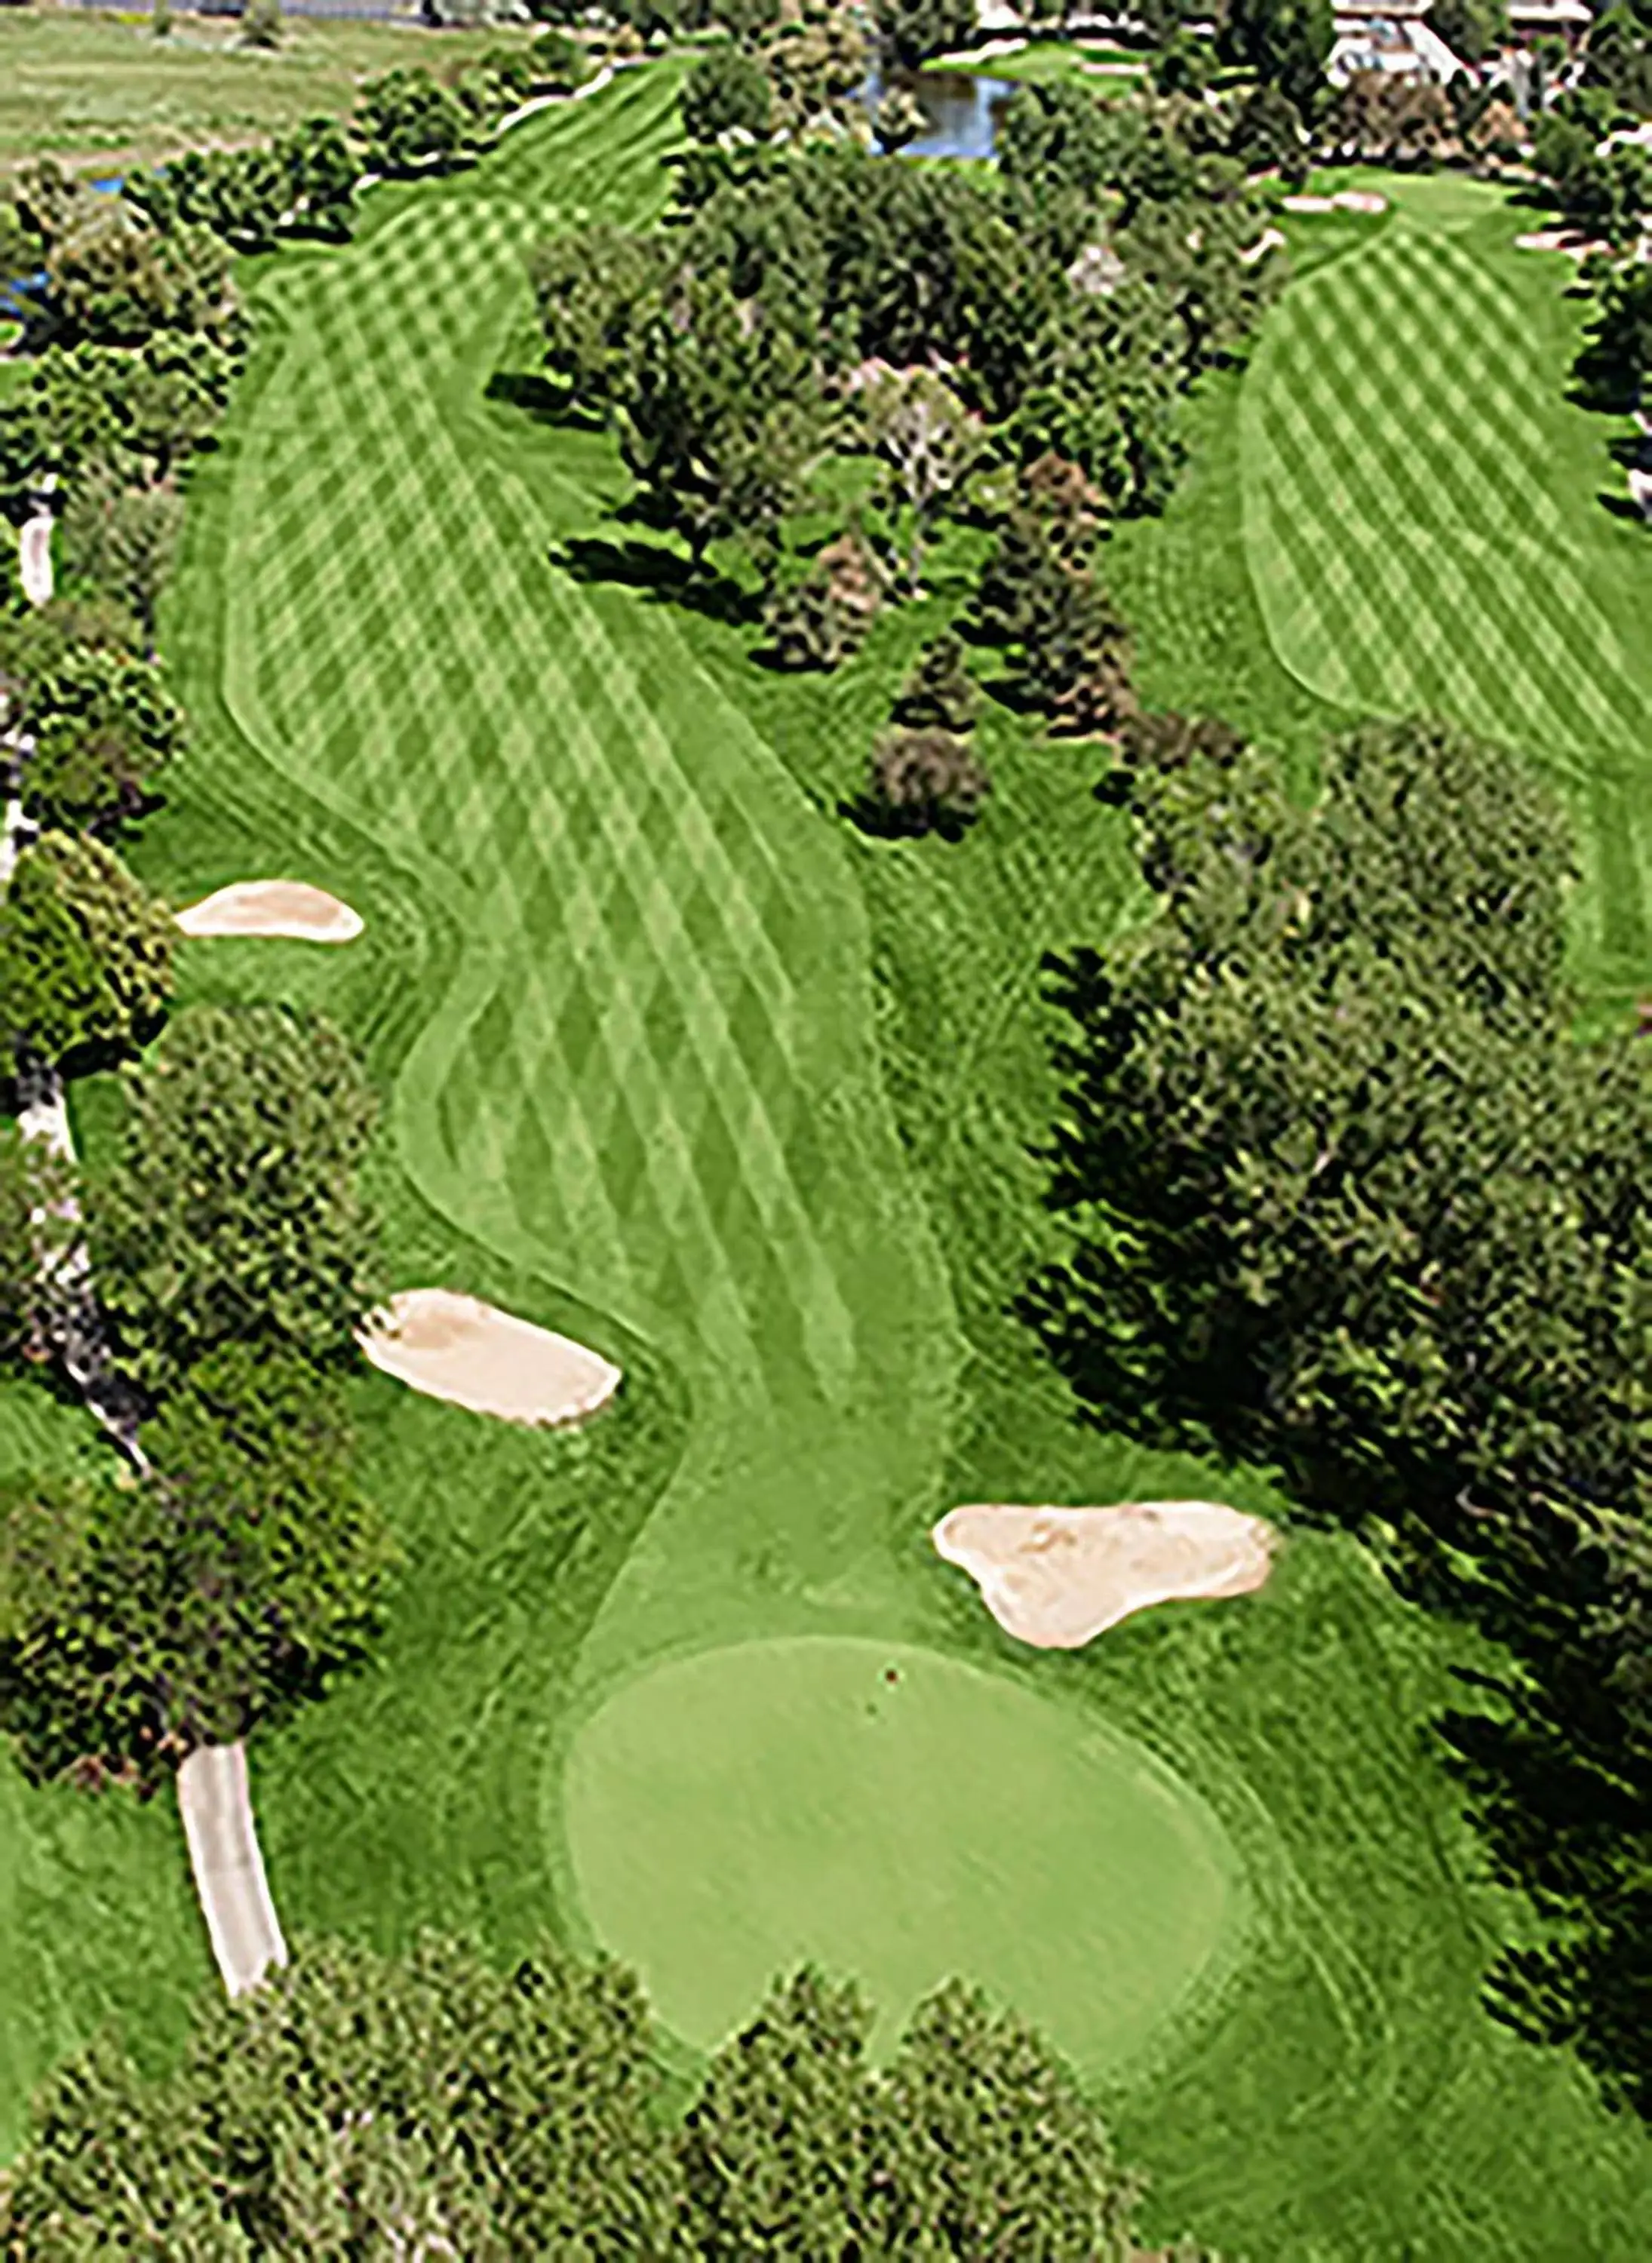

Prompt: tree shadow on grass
[
  {"left": 481, "top": 370, "right": 604, "bottom": 432},
  {"left": 554, "top": 533, "right": 756, "bottom": 630}
]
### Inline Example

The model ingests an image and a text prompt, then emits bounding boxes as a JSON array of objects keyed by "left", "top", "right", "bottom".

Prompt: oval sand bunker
[
  {"left": 359, "top": 1288, "right": 621, "bottom": 1428},
  {"left": 562, "top": 1636, "right": 1242, "bottom": 2074},
  {"left": 175, "top": 881, "right": 364, "bottom": 943},
  {"left": 935, "top": 1501, "right": 1278, "bottom": 1650}
]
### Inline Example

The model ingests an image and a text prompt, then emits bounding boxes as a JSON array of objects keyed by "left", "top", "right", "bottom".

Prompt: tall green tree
[
  {"left": 620, "top": 269, "right": 824, "bottom": 572},
  {"left": 876, "top": 1980, "right": 1140, "bottom": 2257},
  {"left": 681, "top": 44, "right": 775, "bottom": 142},
  {"left": 875, "top": 0, "right": 975, "bottom": 67},
  {"left": 677, "top": 1967, "right": 880, "bottom": 2256},
  {"left": 90, "top": 1003, "right": 382, "bottom": 1392},
  {"left": 0, "top": 831, "right": 173, "bottom": 1083},
  {"left": 1216, "top": 0, "right": 1333, "bottom": 115},
  {"left": 0, "top": 1347, "right": 393, "bottom": 1791}
]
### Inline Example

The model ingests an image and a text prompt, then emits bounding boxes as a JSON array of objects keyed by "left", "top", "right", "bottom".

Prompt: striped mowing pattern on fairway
[
  {"left": 218, "top": 80, "right": 868, "bottom": 1411},
  {"left": 1242, "top": 219, "right": 1652, "bottom": 975}
]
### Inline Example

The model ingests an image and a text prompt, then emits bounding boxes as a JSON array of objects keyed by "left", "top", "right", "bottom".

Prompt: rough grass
[
  {"left": 0, "top": 69, "right": 1649, "bottom": 2255},
  {"left": 0, "top": 7, "right": 536, "bottom": 178}
]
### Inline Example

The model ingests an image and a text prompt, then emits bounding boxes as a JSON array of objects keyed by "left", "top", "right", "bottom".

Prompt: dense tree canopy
[
  {"left": 0, "top": 612, "right": 183, "bottom": 833},
  {"left": 0, "top": 1346, "right": 393, "bottom": 1792},
  {"left": 1216, "top": 0, "right": 1334, "bottom": 113},
  {"left": 2, "top": 1938, "right": 1213, "bottom": 2256},
  {"left": 875, "top": 0, "right": 975, "bottom": 68},
  {"left": 0, "top": 831, "right": 173, "bottom": 1083},
  {"left": 90, "top": 1003, "right": 382, "bottom": 1393},
  {"left": 1025, "top": 711, "right": 1652, "bottom": 2112}
]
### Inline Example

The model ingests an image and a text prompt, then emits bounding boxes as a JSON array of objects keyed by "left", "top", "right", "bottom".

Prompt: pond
[{"left": 861, "top": 66, "right": 1021, "bottom": 162}]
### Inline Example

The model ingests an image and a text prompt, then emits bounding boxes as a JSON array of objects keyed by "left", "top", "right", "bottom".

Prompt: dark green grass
[{"left": 2, "top": 72, "right": 1649, "bottom": 2254}]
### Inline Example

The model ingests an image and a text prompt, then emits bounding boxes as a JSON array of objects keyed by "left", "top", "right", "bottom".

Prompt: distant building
[
  {"left": 1506, "top": 0, "right": 1592, "bottom": 45},
  {"left": 1327, "top": 0, "right": 1467, "bottom": 84}
]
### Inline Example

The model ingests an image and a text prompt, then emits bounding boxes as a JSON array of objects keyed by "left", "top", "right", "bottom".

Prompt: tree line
[
  {"left": 0, "top": 1933, "right": 1228, "bottom": 2259},
  {"left": 1023, "top": 708, "right": 1652, "bottom": 2118}
]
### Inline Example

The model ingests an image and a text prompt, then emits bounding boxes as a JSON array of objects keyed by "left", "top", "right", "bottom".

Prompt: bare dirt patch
[
  {"left": 358, "top": 1288, "right": 622, "bottom": 1428},
  {"left": 174, "top": 880, "right": 364, "bottom": 943},
  {"left": 932, "top": 1500, "right": 1279, "bottom": 1649}
]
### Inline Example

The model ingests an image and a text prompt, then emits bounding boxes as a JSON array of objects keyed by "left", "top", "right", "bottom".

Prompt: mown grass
[
  {"left": 1238, "top": 187, "right": 1652, "bottom": 1006},
  {"left": 2, "top": 65, "right": 1650, "bottom": 2255},
  {"left": 0, "top": 6, "right": 536, "bottom": 178}
]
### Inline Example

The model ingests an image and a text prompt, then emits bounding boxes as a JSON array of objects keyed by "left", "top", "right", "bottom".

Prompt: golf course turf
[
  {"left": 3, "top": 69, "right": 1652, "bottom": 2257},
  {"left": 562, "top": 1635, "right": 1243, "bottom": 2073}
]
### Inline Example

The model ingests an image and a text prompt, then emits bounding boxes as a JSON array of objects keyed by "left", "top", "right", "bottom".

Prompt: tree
[
  {"left": 241, "top": 0, "right": 282, "bottom": 45},
  {"left": 3, "top": 1939, "right": 1224, "bottom": 2255},
  {"left": 859, "top": 368, "right": 982, "bottom": 588},
  {"left": 1582, "top": 6, "right": 1652, "bottom": 118},
  {"left": 762, "top": 527, "right": 888, "bottom": 668},
  {"left": 676, "top": 1967, "right": 883, "bottom": 2256},
  {"left": 2, "top": 1933, "right": 681, "bottom": 2253},
  {"left": 1217, "top": 0, "right": 1334, "bottom": 115},
  {"left": 0, "top": 831, "right": 174, "bottom": 1083},
  {"left": 874, "top": 1980, "right": 1140, "bottom": 2256},
  {"left": 892, "top": 631, "right": 980, "bottom": 733},
  {"left": 20, "top": 169, "right": 238, "bottom": 350},
  {"left": 5, "top": 634, "right": 183, "bottom": 832},
  {"left": 620, "top": 269, "right": 824, "bottom": 572},
  {"left": 1577, "top": 255, "right": 1652, "bottom": 415},
  {"left": 0, "top": 1348, "right": 394, "bottom": 1791},
  {"left": 0, "top": 1127, "right": 75, "bottom": 1368},
  {"left": 856, "top": 723, "right": 991, "bottom": 838},
  {"left": 1229, "top": 81, "right": 1310, "bottom": 182},
  {"left": 1425, "top": 0, "right": 1508, "bottom": 64},
  {"left": 90, "top": 1003, "right": 382, "bottom": 1393},
  {"left": 531, "top": 26, "right": 592, "bottom": 93},
  {"left": 281, "top": 115, "right": 358, "bottom": 238},
  {"left": 875, "top": 0, "right": 975, "bottom": 68},
  {"left": 60, "top": 454, "right": 183, "bottom": 648},
  {"left": 355, "top": 70, "right": 468, "bottom": 178},
  {"left": 968, "top": 497, "right": 1135, "bottom": 735},
  {"left": 530, "top": 222, "right": 667, "bottom": 408},
  {"left": 681, "top": 45, "right": 774, "bottom": 142}
]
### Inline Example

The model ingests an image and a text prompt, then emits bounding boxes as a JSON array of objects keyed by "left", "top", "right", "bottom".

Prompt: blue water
[{"left": 864, "top": 66, "right": 1020, "bottom": 161}]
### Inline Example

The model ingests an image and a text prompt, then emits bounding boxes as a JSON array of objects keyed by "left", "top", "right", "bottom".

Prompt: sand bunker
[
  {"left": 175, "top": 880, "right": 364, "bottom": 943},
  {"left": 358, "top": 1288, "right": 622, "bottom": 1428},
  {"left": 932, "top": 1500, "right": 1278, "bottom": 1649},
  {"left": 1282, "top": 190, "right": 1387, "bottom": 215},
  {"left": 1629, "top": 468, "right": 1652, "bottom": 524}
]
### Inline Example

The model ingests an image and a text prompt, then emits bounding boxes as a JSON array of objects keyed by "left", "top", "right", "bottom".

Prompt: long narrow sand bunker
[
  {"left": 175, "top": 880, "right": 364, "bottom": 943},
  {"left": 933, "top": 1500, "right": 1279, "bottom": 1650},
  {"left": 358, "top": 1288, "right": 622, "bottom": 1428}
]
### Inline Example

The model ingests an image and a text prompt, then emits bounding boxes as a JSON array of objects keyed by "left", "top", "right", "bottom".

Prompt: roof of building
[{"left": 1506, "top": 0, "right": 1592, "bottom": 21}]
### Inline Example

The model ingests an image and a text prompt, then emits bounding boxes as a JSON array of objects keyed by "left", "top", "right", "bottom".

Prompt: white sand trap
[
  {"left": 1241, "top": 226, "right": 1287, "bottom": 266},
  {"left": 1281, "top": 193, "right": 1335, "bottom": 213},
  {"left": 933, "top": 1500, "right": 1279, "bottom": 1650},
  {"left": 1331, "top": 189, "right": 1387, "bottom": 213},
  {"left": 1629, "top": 469, "right": 1652, "bottom": 524},
  {"left": 175, "top": 880, "right": 363, "bottom": 943},
  {"left": 358, "top": 1288, "right": 622, "bottom": 1428}
]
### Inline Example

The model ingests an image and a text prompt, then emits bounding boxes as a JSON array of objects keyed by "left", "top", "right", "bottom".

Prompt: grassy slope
[
  {"left": 0, "top": 8, "right": 536, "bottom": 177},
  {"left": 0, "top": 74, "right": 1647, "bottom": 2254}
]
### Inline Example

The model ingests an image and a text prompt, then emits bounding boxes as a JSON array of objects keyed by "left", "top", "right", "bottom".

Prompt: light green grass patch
[
  {"left": 562, "top": 1635, "right": 1244, "bottom": 2074},
  {"left": 0, "top": 10, "right": 536, "bottom": 177}
]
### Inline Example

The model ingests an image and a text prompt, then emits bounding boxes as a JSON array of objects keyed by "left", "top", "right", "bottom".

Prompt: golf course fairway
[{"left": 561, "top": 1636, "right": 1244, "bottom": 2072}]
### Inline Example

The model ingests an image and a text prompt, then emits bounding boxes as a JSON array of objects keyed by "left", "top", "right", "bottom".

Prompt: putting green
[{"left": 560, "top": 1635, "right": 1245, "bottom": 2072}]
